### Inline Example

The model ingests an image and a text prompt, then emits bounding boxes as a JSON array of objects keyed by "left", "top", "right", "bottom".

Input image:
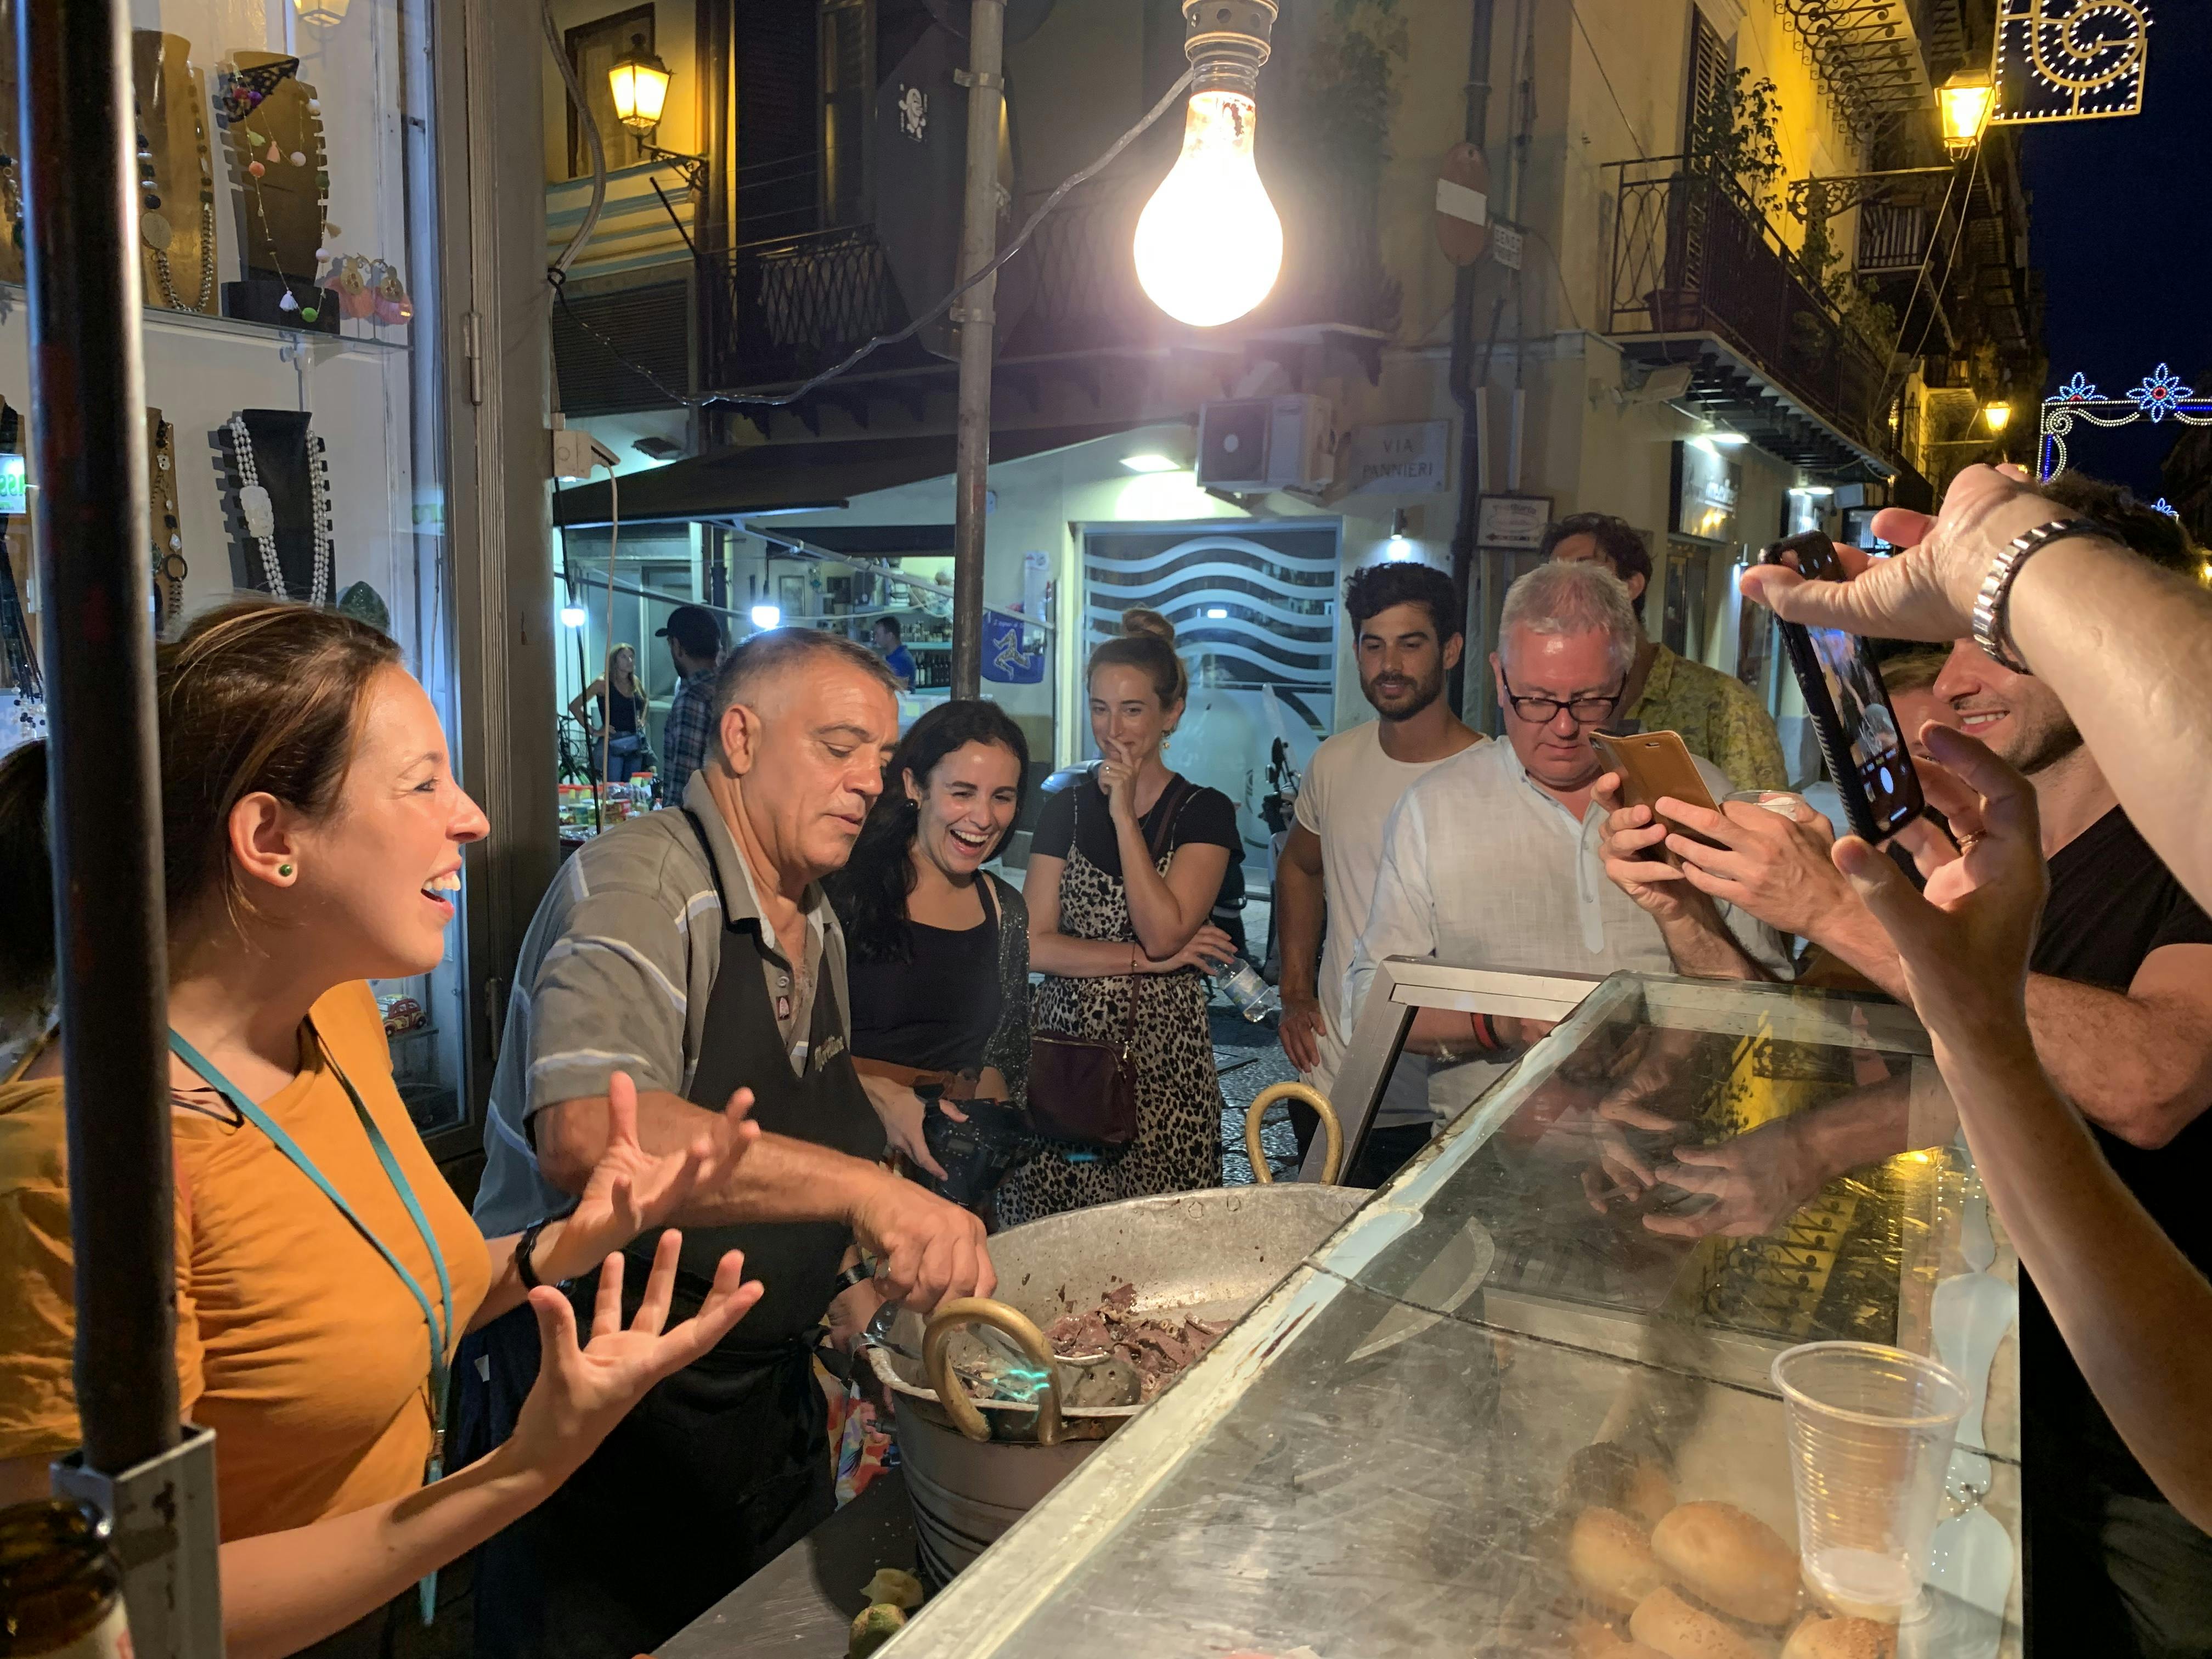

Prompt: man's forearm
[
  {"left": 1809, "top": 900, "right": 1911, "bottom": 1000},
  {"left": 2011, "top": 537, "right": 2212, "bottom": 915},
  {"left": 1659, "top": 903, "right": 1773, "bottom": 982},
  {"left": 2020, "top": 975, "right": 2212, "bottom": 1149},
  {"left": 1276, "top": 863, "right": 1325, "bottom": 1000},
  {"left": 538, "top": 1090, "right": 881, "bottom": 1229}
]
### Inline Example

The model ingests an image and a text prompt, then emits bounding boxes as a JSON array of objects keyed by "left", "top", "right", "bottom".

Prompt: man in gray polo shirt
[{"left": 467, "top": 628, "right": 993, "bottom": 1658}]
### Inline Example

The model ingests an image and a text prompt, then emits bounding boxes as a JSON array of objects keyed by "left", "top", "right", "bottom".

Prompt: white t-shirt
[{"left": 1294, "top": 721, "right": 1481, "bottom": 1126}]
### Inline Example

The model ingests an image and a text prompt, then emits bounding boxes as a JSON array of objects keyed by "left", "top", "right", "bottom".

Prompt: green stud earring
[{"left": 278, "top": 862, "right": 295, "bottom": 878}]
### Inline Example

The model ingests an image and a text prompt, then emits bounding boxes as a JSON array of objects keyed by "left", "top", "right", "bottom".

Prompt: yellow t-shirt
[{"left": 0, "top": 983, "right": 490, "bottom": 1541}]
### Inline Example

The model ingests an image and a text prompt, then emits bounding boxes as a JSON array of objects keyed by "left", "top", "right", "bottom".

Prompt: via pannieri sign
[{"left": 1345, "top": 420, "right": 1451, "bottom": 495}]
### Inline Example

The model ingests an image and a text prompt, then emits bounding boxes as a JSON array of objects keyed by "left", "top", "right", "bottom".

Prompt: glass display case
[{"left": 890, "top": 966, "right": 2023, "bottom": 1658}]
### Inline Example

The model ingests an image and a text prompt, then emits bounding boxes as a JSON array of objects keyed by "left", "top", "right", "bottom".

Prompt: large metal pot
[{"left": 868, "top": 1088, "right": 1365, "bottom": 1582}]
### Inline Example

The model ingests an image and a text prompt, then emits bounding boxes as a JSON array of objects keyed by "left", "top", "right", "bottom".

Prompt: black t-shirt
[
  {"left": 2023, "top": 806, "right": 2212, "bottom": 1502},
  {"left": 847, "top": 911, "right": 1001, "bottom": 1075},
  {"left": 1031, "top": 768, "right": 1239, "bottom": 879}
]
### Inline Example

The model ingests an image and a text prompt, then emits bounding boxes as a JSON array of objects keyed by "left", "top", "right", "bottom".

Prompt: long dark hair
[
  {"left": 0, "top": 597, "right": 402, "bottom": 1005},
  {"left": 826, "top": 699, "right": 1029, "bottom": 964}
]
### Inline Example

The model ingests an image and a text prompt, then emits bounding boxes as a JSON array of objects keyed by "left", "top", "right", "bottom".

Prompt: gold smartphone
[{"left": 1589, "top": 730, "right": 1722, "bottom": 866}]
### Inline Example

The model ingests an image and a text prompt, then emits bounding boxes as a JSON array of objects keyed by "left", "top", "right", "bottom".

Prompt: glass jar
[{"left": 0, "top": 1500, "right": 130, "bottom": 1658}]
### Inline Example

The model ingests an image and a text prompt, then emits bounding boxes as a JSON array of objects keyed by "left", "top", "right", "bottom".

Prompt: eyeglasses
[{"left": 1498, "top": 670, "right": 1624, "bottom": 726}]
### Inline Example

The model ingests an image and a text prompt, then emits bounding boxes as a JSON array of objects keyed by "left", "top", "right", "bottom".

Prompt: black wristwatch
[{"left": 517, "top": 1217, "right": 555, "bottom": 1291}]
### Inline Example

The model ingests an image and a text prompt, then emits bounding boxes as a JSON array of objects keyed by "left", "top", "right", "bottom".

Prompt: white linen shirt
[{"left": 1345, "top": 740, "right": 1789, "bottom": 1120}]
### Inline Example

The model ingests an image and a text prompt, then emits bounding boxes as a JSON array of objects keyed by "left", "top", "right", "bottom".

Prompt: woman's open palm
[
  {"left": 565, "top": 1071, "right": 757, "bottom": 1263},
  {"left": 510, "top": 1231, "right": 761, "bottom": 1478}
]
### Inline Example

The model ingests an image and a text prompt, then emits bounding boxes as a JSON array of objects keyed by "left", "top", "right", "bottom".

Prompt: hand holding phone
[
  {"left": 1760, "top": 531, "right": 1923, "bottom": 842},
  {"left": 1590, "top": 730, "right": 1724, "bottom": 866}
]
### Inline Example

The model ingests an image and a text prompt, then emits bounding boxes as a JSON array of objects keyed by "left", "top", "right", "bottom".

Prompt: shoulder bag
[{"left": 1026, "top": 773, "right": 1192, "bottom": 1148}]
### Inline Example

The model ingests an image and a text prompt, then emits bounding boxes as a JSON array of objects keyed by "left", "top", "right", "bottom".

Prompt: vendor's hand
[
  {"left": 1740, "top": 464, "right": 2084, "bottom": 645},
  {"left": 1097, "top": 742, "right": 1139, "bottom": 823},
  {"left": 824, "top": 1272, "right": 888, "bottom": 1354},
  {"left": 1595, "top": 774, "right": 1723, "bottom": 929},
  {"left": 1831, "top": 724, "right": 2047, "bottom": 1059},
  {"left": 849, "top": 1169, "right": 995, "bottom": 1312},
  {"left": 1643, "top": 1117, "right": 1819, "bottom": 1240},
  {"left": 1145, "top": 924, "right": 1236, "bottom": 974},
  {"left": 545, "top": 1072, "right": 758, "bottom": 1281},
  {"left": 1278, "top": 991, "right": 1325, "bottom": 1073},
  {"left": 1657, "top": 794, "right": 1852, "bottom": 941},
  {"left": 510, "top": 1231, "right": 763, "bottom": 1482},
  {"left": 859, "top": 1073, "right": 962, "bottom": 1181}
]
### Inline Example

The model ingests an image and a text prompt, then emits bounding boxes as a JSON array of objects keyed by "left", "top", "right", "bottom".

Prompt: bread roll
[
  {"left": 1568, "top": 1508, "right": 1672, "bottom": 1613},
  {"left": 1781, "top": 1615, "right": 1895, "bottom": 1659},
  {"left": 1568, "top": 1615, "right": 1667, "bottom": 1659},
  {"left": 1627, "top": 1587, "right": 1759, "bottom": 1659},
  {"left": 1560, "top": 1443, "right": 1678, "bottom": 1528},
  {"left": 1650, "top": 1502, "right": 1798, "bottom": 1626}
]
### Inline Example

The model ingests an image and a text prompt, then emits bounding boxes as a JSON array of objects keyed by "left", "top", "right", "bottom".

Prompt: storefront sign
[
  {"left": 1476, "top": 492, "right": 1552, "bottom": 549},
  {"left": 981, "top": 612, "right": 1044, "bottom": 683},
  {"left": 1672, "top": 441, "right": 1741, "bottom": 543},
  {"left": 0, "top": 455, "right": 22, "bottom": 517},
  {"left": 1346, "top": 421, "right": 1451, "bottom": 494}
]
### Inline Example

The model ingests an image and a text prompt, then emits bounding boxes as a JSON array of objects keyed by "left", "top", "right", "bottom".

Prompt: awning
[{"left": 553, "top": 421, "right": 1144, "bottom": 529}]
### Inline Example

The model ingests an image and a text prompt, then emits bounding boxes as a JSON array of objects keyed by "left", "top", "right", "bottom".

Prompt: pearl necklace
[{"left": 228, "top": 414, "right": 332, "bottom": 606}]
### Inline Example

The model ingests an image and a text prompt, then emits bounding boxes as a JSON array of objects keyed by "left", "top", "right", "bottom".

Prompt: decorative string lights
[
  {"left": 1990, "top": 0, "right": 2151, "bottom": 126},
  {"left": 2038, "top": 363, "right": 2210, "bottom": 480}
]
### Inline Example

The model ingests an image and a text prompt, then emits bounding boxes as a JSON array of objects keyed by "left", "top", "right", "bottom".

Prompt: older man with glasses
[{"left": 1345, "top": 561, "right": 1787, "bottom": 1126}]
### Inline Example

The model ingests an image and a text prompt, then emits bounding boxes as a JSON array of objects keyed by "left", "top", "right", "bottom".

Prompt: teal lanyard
[{"left": 168, "top": 1023, "right": 455, "bottom": 1625}]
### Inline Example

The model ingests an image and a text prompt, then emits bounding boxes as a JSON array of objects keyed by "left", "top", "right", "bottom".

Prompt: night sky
[{"left": 2017, "top": 6, "right": 2209, "bottom": 500}]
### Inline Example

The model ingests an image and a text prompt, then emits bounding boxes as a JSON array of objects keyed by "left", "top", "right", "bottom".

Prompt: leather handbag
[{"left": 1026, "top": 773, "right": 1192, "bottom": 1149}]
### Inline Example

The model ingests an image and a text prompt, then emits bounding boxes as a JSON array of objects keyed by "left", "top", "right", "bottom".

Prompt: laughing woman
[
  {"left": 0, "top": 600, "right": 761, "bottom": 1659},
  {"left": 826, "top": 700, "right": 1031, "bottom": 1181}
]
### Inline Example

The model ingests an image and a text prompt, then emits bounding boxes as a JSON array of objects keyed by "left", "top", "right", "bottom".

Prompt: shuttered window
[{"left": 1685, "top": 7, "right": 1733, "bottom": 156}]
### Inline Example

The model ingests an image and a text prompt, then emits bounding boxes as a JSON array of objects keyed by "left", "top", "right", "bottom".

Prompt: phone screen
[{"left": 1763, "top": 532, "right": 1922, "bottom": 839}]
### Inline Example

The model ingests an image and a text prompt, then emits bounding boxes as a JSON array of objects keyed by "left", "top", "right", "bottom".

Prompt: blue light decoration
[
  {"left": 2038, "top": 361, "right": 2212, "bottom": 481},
  {"left": 1991, "top": 0, "right": 2152, "bottom": 127},
  {"left": 2152, "top": 498, "right": 2179, "bottom": 518}
]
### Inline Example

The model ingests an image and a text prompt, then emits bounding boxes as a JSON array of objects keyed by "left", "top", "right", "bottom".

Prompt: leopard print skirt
[{"left": 994, "top": 842, "right": 1225, "bottom": 1226}]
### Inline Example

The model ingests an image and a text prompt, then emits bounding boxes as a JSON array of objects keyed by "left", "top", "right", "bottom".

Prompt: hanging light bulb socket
[{"left": 1134, "top": 0, "right": 1286, "bottom": 329}]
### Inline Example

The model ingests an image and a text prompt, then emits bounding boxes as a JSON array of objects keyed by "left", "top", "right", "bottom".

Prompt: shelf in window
[{"left": 0, "top": 281, "right": 414, "bottom": 355}]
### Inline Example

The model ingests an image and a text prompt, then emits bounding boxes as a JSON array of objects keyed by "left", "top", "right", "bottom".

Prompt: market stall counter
[{"left": 864, "top": 964, "right": 2021, "bottom": 1659}]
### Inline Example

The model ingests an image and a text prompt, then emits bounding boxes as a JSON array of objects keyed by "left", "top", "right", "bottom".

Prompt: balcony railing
[
  {"left": 1605, "top": 157, "right": 1891, "bottom": 458},
  {"left": 699, "top": 168, "right": 1398, "bottom": 396}
]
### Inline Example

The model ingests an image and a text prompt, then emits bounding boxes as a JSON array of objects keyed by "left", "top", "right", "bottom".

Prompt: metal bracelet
[{"left": 1971, "top": 517, "right": 2113, "bottom": 676}]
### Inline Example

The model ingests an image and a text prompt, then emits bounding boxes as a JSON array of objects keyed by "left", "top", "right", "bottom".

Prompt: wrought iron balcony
[
  {"left": 698, "top": 169, "right": 1397, "bottom": 402},
  {"left": 1605, "top": 157, "right": 1895, "bottom": 471}
]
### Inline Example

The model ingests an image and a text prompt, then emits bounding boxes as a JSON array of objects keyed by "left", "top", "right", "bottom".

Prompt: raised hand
[
  {"left": 1594, "top": 773, "right": 1715, "bottom": 927},
  {"left": 510, "top": 1232, "right": 763, "bottom": 1480},
  {"left": 1096, "top": 741, "right": 1137, "bottom": 822},
  {"left": 549, "top": 1071, "right": 759, "bottom": 1279}
]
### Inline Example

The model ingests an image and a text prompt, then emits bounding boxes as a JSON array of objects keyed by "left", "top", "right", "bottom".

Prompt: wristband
[
  {"left": 516, "top": 1218, "right": 554, "bottom": 1291},
  {"left": 1972, "top": 518, "right": 2113, "bottom": 675},
  {"left": 1468, "top": 1011, "right": 1494, "bottom": 1052}
]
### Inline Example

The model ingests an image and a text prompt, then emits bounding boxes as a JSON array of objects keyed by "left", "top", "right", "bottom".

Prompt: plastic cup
[
  {"left": 1773, "top": 1341, "right": 1968, "bottom": 1619},
  {"left": 1726, "top": 788, "right": 1814, "bottom": 819}
]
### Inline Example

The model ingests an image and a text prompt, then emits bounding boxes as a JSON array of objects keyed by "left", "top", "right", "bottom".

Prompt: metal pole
[
  {"left": 950, "top": 0, "right": 1006, "bottom": 701},
  {"left": 21, "top": 0, "right": 174, "bottom": 1475}
]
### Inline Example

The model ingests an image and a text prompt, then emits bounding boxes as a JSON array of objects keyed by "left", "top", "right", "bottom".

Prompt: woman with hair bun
[
  {"left": 995, "top": 611, "right": 1238, "bottom": 1223},
  {"left": 0, "top": 599, "right": 761, "bottom": 1659}
]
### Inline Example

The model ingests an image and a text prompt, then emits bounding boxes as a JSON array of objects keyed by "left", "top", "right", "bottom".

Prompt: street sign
[
  {"left": 1434, "top": 143, "right": 1491, "bottom": 266},
  {"left": 1477, "top": 493, "right": 1552, "bottom": 549},
  {"left": 1346, "top": 421, "right": 1451, "bottom": 494},
  {"left": 1491, "top": 223, "right": 1523, "bottom": 270}
]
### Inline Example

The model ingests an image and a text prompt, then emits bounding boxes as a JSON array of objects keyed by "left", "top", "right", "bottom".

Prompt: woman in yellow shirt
[{"left": 0, "top": 600, "right": 764, "bottom": 1659}]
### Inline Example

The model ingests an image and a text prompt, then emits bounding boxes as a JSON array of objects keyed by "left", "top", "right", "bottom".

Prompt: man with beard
[
  {"left": 1598, "top": 489, "right": 2212, "bottom": 1657},
  {"left": 1276, "top": 561, "right": 1482, "bottom": 1184}
]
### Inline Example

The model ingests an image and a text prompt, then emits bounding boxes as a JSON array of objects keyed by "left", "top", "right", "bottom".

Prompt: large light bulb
[{"left": 1134, "top": 91, "right": 1283, "bottom": 328}]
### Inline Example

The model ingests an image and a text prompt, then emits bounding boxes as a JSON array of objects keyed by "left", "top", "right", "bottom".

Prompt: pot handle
[
  {"left": 1245, "top": 1081, "right": 1342, "bottom": 1184},
  {"left": 922, "top": 1296, "right": 1066, "bottom": 1446}
]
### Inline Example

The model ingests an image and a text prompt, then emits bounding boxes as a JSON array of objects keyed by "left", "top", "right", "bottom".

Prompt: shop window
[
  {"left": 566, "top": 6, "right": 656, "bottom": 178},
  {"left": 1662, "top": 541, "right": 1711, "bottom": 661}
]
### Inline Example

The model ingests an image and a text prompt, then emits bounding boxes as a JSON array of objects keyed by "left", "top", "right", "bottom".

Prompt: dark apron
[{"left": 469, "top": 814, "right": 883, "bottom": 1659}]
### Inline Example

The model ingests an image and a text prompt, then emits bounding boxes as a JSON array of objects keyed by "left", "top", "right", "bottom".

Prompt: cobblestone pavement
[{"left": 1211, "top": 1003, "right": 1304, "bottom": 1183}]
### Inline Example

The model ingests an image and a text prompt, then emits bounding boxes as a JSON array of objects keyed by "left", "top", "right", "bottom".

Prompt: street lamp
[
  {"left": 1939, "top": 68, "right": 1995, "bottom": 155},
  {"left": 1134, "top": 0, "right": 1284, "bottom": 328},
  {"left": 1983, "top": 400, "right": 2012, "bottom": 433},
  {"left": 608, "top": 35, "right": 672, "bottom": 135}
]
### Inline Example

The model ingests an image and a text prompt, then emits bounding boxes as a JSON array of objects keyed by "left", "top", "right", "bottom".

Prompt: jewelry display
[
  {"left": 222, "top": 410, "right": 333, "bottom": 607},
  {"left": 133, "top": 32, "right": 218, "bottom": 315},
  {"left": 148, "top": 410, "right": 186, "bottom": 631},
  {"left": 0, "top": 400, "right": 42, "bottom": 739},
  {"left": 324, "top": 252, "right": 414, "bottom": 330},
  {"left": 0, "top": 12, "right": 24, "bottom": 285},
  {"left": 218, "top": 54, "right": 336, "bottom": 332}
]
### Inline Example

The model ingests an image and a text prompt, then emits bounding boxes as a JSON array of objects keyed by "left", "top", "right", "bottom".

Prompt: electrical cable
[
  {"left": 1872, "top": 146, "right": 1982, "bottom": 419},
  {"left": 1568, "top": 2, "right": 1648, "bottom": 160},
  {"left": 600, "top": 465, "right": 618, "bottom": 805},
  {"left": 546, "top": 68, "right": 1197, "bottom": 412},
  {"left": 544, "top": 0, "right": 608, "bottom": 283}
]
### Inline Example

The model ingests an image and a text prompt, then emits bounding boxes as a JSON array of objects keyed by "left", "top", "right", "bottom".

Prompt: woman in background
[
  {"left": 996, "top": 612, "right": 1238, "bottom": 1224},
  {"left": 568, "top": 642, "right": 652, "bottom": 783},
  {"left": 827, "top": 701, "right": 1031, "bottom": 1181}
]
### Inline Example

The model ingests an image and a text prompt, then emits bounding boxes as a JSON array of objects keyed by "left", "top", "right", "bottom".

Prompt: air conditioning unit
[{"left": 1196, "top": 395, "right": 1335, "bottom": 492}]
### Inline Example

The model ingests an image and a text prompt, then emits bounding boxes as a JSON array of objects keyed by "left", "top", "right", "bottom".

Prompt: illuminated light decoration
[
  {"left": 560, "top": 603, "right": 587, "bottom": 628},
  {"left": 1990, "top": 0, "right": 2151, "bottom": 128},
  {"left": 749, "top": 603, "right": 781, "bottom": 629},
  {"left": 1135, "top": 0, "right": 1284, "bottom": 328},
  {"left": 2127, "top": 363, "right": 2193, "bottom": 422},
  {"left": 2037, "top": 362, "right": 2212, "bottom": 481},
  {"left": 2152, "top": 498, "right": 2178, "bottom": 517}
]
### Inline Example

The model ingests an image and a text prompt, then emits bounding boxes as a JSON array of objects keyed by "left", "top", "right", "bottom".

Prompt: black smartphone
[{"left": 1759, "top": 531, "right": 1923, "bottom": 842}]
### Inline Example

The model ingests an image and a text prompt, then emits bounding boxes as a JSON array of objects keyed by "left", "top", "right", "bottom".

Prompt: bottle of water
[{"left": 1210, "top": 956, "right": 1278, "bottom": 1023}]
